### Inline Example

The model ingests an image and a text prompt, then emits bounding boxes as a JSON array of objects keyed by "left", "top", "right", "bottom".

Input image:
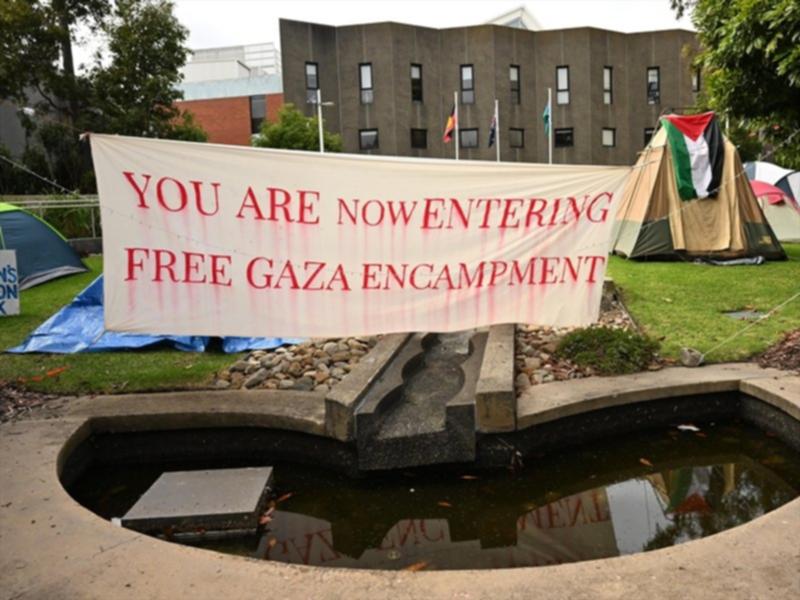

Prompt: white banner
[{"left": 91, "top": 134, "right": 630, "bottom": 338}]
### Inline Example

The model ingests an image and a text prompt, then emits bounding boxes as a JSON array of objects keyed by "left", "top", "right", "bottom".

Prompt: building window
[
  {"left": 556, "top": 66, "right": 569, "bottom": 104},
  {"left": 411, "top": 64, "right": 423, "bottom": 102},
  {"left": 509, "top": 128, "right": 524, "bottom": 148},
  {"left": 359, "top": 63, "right": 373, "bottom": 104},
  {"left": 510, "top": 65, "right": 520, "bottom": 105},
  {"left": 459, "top": 128, "right": 478, "bottom": 148},
  {"left": 554, "top": 127, "right": 573, "bottom": 148},
  {"left": 410, "top": 128, "right": 427, "bottom": 149},
  {"left": 305, "top": 62, "right": 318, "bottom": 104},
  {"left": 603, "top": 66, "right": 613, "bottom": 105},
  {"left": 359, "top": 129, "right": 379, "bottom": 150},
  {"left": 460, "top": 65, "right": 474, "bottom": 104},
  {"left": 249, "top": 95, "right": 266, "bottom": 134},
  {"left": 647, "top": 67, "right": 660, "bottom": 104},
  {"left": 692, "top": 68, "right": 701, "bottom": 93},
  {"left": 602, "top": 128, "right": 616, "bottom": 147},
  {"left": 644, "top": 127, "right": 655, "bottom": 146}
]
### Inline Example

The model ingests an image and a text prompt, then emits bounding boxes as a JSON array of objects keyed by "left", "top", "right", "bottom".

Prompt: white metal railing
[{"left": 1, "top": 195, "right": 101, "bottom": 238}]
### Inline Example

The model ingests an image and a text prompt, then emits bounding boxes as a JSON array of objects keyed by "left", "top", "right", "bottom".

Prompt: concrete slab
[
  {"left": 475, "top": 324, "right": 516, "bottom": 432},
  {"left": 517, "top": 363, "right": 787, "bottom": 429},
  {"left": 122, "top": 467, "right": 273, "bottom": 535}
]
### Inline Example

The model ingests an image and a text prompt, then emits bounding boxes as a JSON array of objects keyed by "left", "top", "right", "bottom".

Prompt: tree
[
  {"left": 672, "top": 0, "right": 800, "bottom": 168},
  {"left": 0, "top": 0, "right": 205, "bottom": 193},
  {"left": 0, "top": 0, "right": 109, "bottom": 126},
  {"left": 91, "top": 0, "right": 205, "bottom": 140},
  {"left": 252, "top": 104, "right": 342, "bottom": 152}
]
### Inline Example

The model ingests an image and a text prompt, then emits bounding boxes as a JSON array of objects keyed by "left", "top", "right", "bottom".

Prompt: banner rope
[{"left": 0, "top": 128, "right": 797, "bottom": 266}]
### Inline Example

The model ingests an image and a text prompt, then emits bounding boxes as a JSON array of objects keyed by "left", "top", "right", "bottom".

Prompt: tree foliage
[
  {"left": 674, "top": 0, "right": 800, "bottom": 168},
  {"left": 252, "top": 104, "right": 342, "bottom": 152},
  {"left": 91, "top": 0, "right": 205, "bottom": 140},
  {"left": 0, "top": 0, "right": 205, "bottom": 193}
]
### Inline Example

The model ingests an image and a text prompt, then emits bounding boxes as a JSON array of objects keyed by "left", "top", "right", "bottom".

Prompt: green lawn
[
  {"left": 2, "top": 246, "right": 798, "bottom": 395},
  {"left": 607, "top": 244, "right": 800, "bottom": 362},
  {"left": 0, "top": 256, "right": 235, "bottom": 394}
]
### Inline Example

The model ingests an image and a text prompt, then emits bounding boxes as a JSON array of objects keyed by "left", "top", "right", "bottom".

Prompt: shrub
[{"left": 556, "top": 327, "right": 659, "bottom": 375}]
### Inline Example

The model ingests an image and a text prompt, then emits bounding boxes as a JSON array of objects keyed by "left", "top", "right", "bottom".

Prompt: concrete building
[
  {"left": 279, "top": 18, "right": 699, "bottom": 165},
  {"left": 181, "top": 42, "right": 282, "bottom": 82}
]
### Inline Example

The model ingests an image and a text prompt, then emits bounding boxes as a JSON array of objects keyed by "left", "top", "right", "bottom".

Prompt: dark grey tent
[{"left": 0, "top": 202, "right": 87, "bottom": 289}]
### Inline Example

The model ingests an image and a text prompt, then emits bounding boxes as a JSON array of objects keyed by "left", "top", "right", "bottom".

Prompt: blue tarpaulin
[{"left": 8, "top": 276, "right": 303, "bottom": 354}]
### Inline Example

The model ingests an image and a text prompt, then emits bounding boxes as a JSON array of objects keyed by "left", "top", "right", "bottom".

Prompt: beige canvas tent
[{"left": 612, "top": 124, "right": 785, "bottom": 260}]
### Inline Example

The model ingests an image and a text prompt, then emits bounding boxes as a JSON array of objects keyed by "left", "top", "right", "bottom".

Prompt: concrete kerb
[
  {"left": 1, "top": 365, "right": 799, "bottom": 599},
  {"left": 475, "top": 323, "right": 516, "bottom": 432},
  {"left": 516, "top": 362, "right": 793, "bottom": 430},
  {"left": 324, "top": 333, "right": 410, "bottom": 441}
]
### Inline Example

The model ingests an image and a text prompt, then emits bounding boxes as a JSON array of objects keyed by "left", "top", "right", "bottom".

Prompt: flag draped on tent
[
  {"left": 660, "top": 111, "right": 724, "bottom": 201},
  {"left": 443, "top": 105, "right": 456, "bottom": 143}
]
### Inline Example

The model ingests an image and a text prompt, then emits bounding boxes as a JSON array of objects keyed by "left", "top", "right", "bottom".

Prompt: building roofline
[{"left": 278, "top": 17, "right": 694, "bottom": 36}]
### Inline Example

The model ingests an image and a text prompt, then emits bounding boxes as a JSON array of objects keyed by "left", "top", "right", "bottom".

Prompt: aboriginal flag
[{"left": 443, "top": 105, "right": 457, "bottom": 143}]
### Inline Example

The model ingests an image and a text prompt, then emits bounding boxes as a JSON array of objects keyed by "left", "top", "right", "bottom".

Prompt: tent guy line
[{"left": 701, "top": 290, "right": 800, "bottom": 361}]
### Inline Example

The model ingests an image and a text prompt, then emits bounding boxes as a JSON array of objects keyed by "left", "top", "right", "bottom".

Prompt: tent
[
  {"left": 612, "top": 114, "right": 785, "bottom": 260},
  {"left": 744, "top": 161, "right": 800, "bottom": 202},
  {"left": 744, "top": 162, "right": 800, "bottom": 243},
  {"left": 8, "top": 275, "right": 303, "bottom": 354},
  {"left": 0, "top": 202, "right": 88, "bottom": 289}
]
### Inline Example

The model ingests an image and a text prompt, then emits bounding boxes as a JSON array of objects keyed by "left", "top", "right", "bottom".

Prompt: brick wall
[
  {"left": 175, "top": 93, "right": 284, "bottom": 146},
  {"left": 177, "top": 96, "right": 252, "bottom": 145}
]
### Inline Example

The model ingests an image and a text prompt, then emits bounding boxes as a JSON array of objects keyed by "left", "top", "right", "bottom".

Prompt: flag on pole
[
  {"left": 488, "top": 113, "right": 497, "bottom": 147},
  {"left": 443, "top": 105, "right": 457, "bottom": 143},
  {"left": 542, "top": 101, "right": 551, "bottom": 136}
]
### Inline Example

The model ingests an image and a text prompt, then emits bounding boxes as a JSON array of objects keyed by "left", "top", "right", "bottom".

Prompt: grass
[
  {"left": 2, "top": 245, "right": 798, "bottom": 395},
  {"left": 607, "top": 243, "right": 800, "bottom": 363},
  {"left": 0, "top": 256, "right": 235, "bottom": 394}
]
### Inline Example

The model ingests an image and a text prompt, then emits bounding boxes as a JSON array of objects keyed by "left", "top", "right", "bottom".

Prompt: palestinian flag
[
  {"left": 661, "top": 111, "right": 724, "bottom": 201},
  {"left": 443, "top": 105, "right": 456, "bottom": 143}
]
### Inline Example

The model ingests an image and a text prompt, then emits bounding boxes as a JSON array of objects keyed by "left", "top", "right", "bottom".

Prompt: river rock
[
  {"left": 294, "top": 377, "right": 315, "bottom": 391},
  {"left": 680, "top": 347, "right": 704, "bottom": 367},
  {"left": 515, "top": 373, "right": 531, "bottom": 392},
  {"left": 214, "top": 379, "right": 231, "bottom": 389},
  {"left": 322, "top": 341, "right": 339, "bottom": 355},
  {"left": 230, "top": 360, "right": 249, "bottom": 373},
  {"left": 278, "top": 379, "right": 295, "bottom": 390},
  {"left": 244, "top": 368, "right": 269, "bottom": 389}
]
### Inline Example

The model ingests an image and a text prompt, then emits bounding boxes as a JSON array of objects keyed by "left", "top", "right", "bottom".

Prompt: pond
[{"left": 68, "top": 419, "right": 800, "bottom": 571}]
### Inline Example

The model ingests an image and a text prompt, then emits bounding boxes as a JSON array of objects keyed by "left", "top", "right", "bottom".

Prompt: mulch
[
  {"left": 757, "top": 329, "right": 800, "bottom": 372},
  {"left": 0, "top": 384, "right": 63, "bottom": 424}
]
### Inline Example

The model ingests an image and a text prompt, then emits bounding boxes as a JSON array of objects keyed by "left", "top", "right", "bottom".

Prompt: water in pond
[{"left": 69, "top": 420, "right": 800, "bottom": 571}]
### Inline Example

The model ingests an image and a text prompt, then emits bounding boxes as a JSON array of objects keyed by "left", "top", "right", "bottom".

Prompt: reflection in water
[
  {"left": 241, "top": 463, "right": 788, "bottom": 570},
  {"left": 70, "top": 420, "right": 800, "bottom": 571}
]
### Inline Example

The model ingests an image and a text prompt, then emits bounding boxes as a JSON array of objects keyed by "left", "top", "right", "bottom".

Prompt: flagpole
[
  {"left": 495, "top": 99, "right": 500, "bottom": 162},
  {"left": 454, "top": 90, "right": 459, "bottom": 161},
  {"left": 547, "top": 87, "right": 553, "bottom": 164}
]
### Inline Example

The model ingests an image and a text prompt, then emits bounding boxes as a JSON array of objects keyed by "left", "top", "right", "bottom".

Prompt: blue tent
[
  {"left": 8, "top": 275, "right": 303, "bottom": 354},
  {"left": 0, "top": 202, "right": 87, "bottom": 289}
]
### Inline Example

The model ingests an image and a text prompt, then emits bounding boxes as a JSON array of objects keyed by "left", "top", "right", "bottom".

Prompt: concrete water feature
[{"left": 1, "top": 360, "right": 799, "bottom": 598}]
